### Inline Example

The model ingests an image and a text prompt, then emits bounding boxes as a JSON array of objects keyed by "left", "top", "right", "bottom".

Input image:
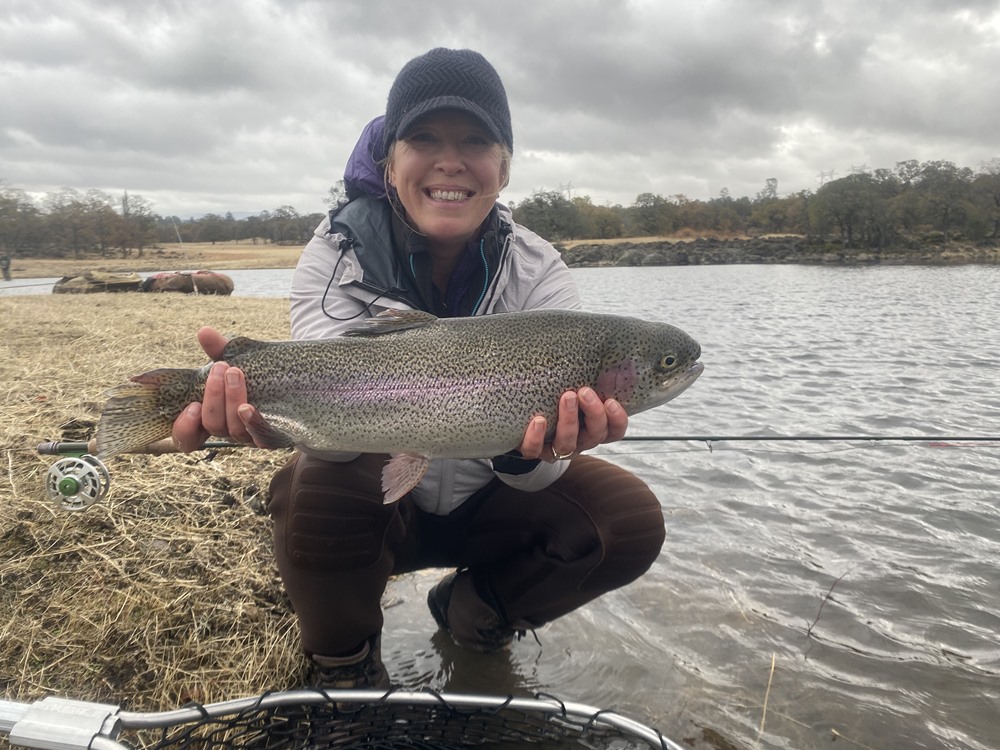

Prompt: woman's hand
[
  {"left": 171, "top": 327, "right": 262, "bottom": 452},
  {"left": 517, "top": 387, "right": 629, "bottom": 462}
]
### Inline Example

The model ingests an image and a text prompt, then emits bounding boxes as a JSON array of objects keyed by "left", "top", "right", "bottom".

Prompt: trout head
[{"left": 594, "top": 321, "right": 703, "bottom": 416}]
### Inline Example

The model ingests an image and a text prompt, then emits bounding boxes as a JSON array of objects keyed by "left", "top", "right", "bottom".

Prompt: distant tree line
[
  {"left": 0, "top": 186, "right": 325, "bottom": 259},
  {"left": 165, "top": 206, "right": 326, "bottom": 249},
  {"left": 510, "top": 159, "right": 1000, "bottom": 248},
  {"left": 2, "top": 159, "right": 998, "bottom": 259},
  {"left": 0, "top": 187, "right": 161, "bottom": 259}
]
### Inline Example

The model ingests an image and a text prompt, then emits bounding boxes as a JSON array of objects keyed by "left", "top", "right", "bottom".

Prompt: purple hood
[{"left": 343, "top": 116, "right": 388, "bottom": 201}]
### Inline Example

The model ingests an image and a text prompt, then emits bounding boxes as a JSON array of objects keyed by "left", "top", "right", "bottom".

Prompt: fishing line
[
  {"left": 620, "top": 434, "right": 1000, "bottom": 444},
  {"left": 616, "top": 435, "right": 1000, "bottom": 455},
  {"left": 608, "top": 443, "right": 909, "bottom": 458}
]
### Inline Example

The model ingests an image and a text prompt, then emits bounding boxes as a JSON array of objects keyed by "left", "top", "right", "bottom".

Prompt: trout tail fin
[{"left": 96, "top": 368, "right": 203, "bottom": 460}]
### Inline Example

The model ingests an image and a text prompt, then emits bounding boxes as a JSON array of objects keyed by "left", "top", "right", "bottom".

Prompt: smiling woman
[{"left": 166, "top": 46, "right": 670, "bottom": 697}]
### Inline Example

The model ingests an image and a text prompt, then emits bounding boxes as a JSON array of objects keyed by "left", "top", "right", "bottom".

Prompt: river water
[
  {"left": 8, "top": 264, "right": 1000, "bottom": 748},
  {"left": 405, "top": 265, "right": 999, "bottom": 750}
]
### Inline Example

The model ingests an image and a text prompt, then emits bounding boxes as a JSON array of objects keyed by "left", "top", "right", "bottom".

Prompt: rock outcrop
[{"left": 559, "top": 237, "right": 1000, "bottom": 267}]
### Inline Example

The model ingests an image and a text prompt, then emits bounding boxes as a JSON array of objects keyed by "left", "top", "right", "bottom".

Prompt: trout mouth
[{"left": 660, "top": 361, "right": 704, "bottom": 401}]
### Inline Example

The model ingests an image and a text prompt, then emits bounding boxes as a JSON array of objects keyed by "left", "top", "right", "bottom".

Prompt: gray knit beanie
[{"left": 383, "top": 48, "right": 513, "bottom": 154}]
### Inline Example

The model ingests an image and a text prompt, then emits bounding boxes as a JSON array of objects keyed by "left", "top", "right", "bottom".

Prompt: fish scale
[{"left": 96, "top": 308, "right": 703, "bottom": 502}]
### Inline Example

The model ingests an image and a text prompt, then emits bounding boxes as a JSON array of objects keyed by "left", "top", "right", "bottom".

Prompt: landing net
[{"left": 3, "top": 689, "right": 685, "bottom": 750}]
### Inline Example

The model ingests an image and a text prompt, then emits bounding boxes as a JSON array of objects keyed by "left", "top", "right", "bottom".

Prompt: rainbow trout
[{"left": 96, "top": 309, "right": 703, "bottom": 502}]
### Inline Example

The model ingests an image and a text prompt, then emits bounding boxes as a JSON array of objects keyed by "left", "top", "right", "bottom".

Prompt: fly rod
[
  {"left": 33, "top": 433, "right": 1000, "bottom": 512},
  {"left": 37, "top": 434, "right": 1000, "bottom": 458}
]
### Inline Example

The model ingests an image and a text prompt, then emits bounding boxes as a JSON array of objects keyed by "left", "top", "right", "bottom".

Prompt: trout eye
[{"left": 659, "top": 353, "right": 679, "bottom": 370}]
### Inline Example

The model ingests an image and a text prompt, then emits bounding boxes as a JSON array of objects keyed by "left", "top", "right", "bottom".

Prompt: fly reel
[{"left": 45, "top": 455, "right": 111, "bottom": 511}]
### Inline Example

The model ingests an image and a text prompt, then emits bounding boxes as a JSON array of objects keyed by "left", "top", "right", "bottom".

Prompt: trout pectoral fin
[{"left": 382, "top": 452, "right": 430, "bottom": 504}]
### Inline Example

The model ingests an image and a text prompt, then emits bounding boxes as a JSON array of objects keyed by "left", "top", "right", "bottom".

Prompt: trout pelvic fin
[
  {"left": 96, "top": 368, "right": 201, "bottom": 460},
  {"left": 381, "top": 452, "right": 430, "bottom": 504},
  {"left": 343, "top": 309, "right": 438, "bottom": 338},
  {"left": 238, "top": 404, "right": 295, "bottom": 450}
]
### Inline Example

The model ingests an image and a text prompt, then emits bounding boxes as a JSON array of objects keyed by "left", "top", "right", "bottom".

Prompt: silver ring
[{"left": 551, "top": 447, "right": 575, "bottom": 461}]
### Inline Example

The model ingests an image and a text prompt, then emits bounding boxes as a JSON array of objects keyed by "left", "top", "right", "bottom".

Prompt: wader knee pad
[{"left": 270, "top": 453, "right": 404, "bottom": 571}]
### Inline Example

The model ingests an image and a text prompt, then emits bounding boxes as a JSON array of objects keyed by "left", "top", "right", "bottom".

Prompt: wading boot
[
  {"left": 248, "top": 638, "right": 390, "bottom": 746},
  {"left": 309, "top": 635, "right": 391, "bottom": 691},
  {"left": 427, "top": 571, "right": 529, "bottom": 652}
]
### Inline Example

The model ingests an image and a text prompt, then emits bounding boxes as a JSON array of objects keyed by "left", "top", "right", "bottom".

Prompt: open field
[
  {"left": 7, "top": 241, "right": 304, "bottom": 280},
  {"left": 0, "top": 294, "right": 304, "bottom": 716}
]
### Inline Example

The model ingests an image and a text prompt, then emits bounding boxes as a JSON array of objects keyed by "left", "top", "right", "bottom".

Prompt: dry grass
[
  {"left": 0, "top": 294, "right": 308, "bottom": 714},
  {"left": 558, "top": 230, "right": 770, "bottom": 250},
  {"left": 8, "top": 241, "right": 302, "bottom": 280}
]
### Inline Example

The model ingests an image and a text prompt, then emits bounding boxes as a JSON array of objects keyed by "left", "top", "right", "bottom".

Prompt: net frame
[{"left": 3, "top": 689, "right": 685, "bottom": 750}]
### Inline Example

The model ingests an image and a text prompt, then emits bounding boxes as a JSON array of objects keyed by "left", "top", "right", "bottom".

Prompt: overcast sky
[{"left": 2, "top": 0, "right": 998, "bottom": 219}]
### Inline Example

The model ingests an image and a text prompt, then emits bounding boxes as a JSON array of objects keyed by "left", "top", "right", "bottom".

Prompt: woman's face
[{"left": 388, "top": 111, "right": 507, "bottom": 251}]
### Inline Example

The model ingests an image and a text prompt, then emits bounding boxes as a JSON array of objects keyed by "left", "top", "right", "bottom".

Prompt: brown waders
[{"left": 267, "top": 452, "right": 665, "bottom": 662}]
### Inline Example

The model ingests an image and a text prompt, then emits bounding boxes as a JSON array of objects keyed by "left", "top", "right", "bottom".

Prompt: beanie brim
[{"left": 392, "top": 95, "right": 508, "bottom": 150}]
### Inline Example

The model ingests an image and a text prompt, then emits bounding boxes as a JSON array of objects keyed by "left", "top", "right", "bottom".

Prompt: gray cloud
[{"left": 1, "top": 0, "right": 997, "bottom": 217}]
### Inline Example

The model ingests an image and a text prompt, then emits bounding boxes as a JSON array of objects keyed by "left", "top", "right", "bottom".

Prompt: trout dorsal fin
[
  {"left": 343, "top": 309, "right": 438, "bottom": 338},
  {"left": 221, "top": 336, "right": 270, "bottom": 360}
]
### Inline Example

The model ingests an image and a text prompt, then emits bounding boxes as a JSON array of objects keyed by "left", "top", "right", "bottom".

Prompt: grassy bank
[{"left": 0, "top": 294, "right": 305, "bottom": 714}]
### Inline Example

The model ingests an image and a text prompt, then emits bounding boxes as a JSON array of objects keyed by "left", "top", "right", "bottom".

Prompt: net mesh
[{"left": 116, "top": 690, "right": 676, "bottom": 750}]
